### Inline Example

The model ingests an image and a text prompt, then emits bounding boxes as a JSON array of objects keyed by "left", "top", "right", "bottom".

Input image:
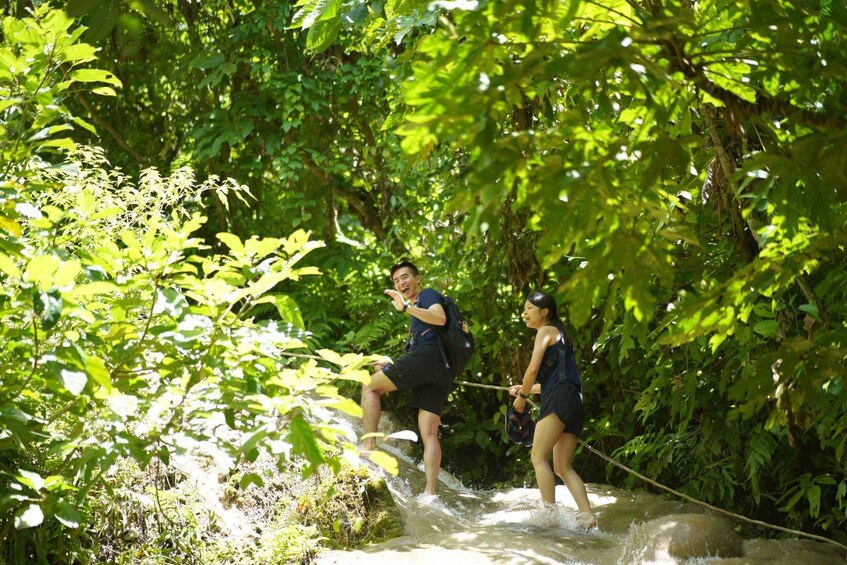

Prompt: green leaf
[
  {"left": 33, "top": 290, "right": 63, "bottom": 330},
  {"left": 53, "top": 259, "right": 81, "bottom": 288},
  {"left": 61, "top": 43, "right": 99, "bottom": 63},
  {"left": 59, "top": 369, "right": 87, "bottom": 396},
  {"left": 67, "top": 281, "right": 119, "bottom": 298},
  {"left": 69, "top": 68, "right": 123, "bottom": 87},
  {"left": 307, "top": 18, "right": 343, "bottom": 53},
  {"left": 55, "top": 501, "right": 81, "bottom": 528},
  {"left": 244, "top": 236, "right": 283, "bottom": 260},
  {"left": 798, "top": 304, "right": 820, "bottom": 323},
  {"left": 189, "top": 52, "right": 226, "bottom": 69},
  {"left": 239, "top": 473, "right": 264, "bottom": 490},
  {"left": 779, "top": 486, "right": 806, "bottom": 512},
  {"left": 24, "top": 255, "right": 61, "bottom": 287},
  {"left": 28, "top": 124, "right": 74, "bottom": 141},
  {"left": 317, "top": 348, "right": 343, "bottom": 366},
  {"left": 14, "top": 504, "right": 44, "bottom": 530},
  {"left": 154, "top": 287, "right": 187, "bottom": 317},
  {"left": 135, "top": 0, "right": 173, "bottom": 24},
  {"left": 0, "top": 252, "right": 21, "bottom": 278},
  {"left": 242, "top": 424, "right": 271, "bottom": 454},
  {"left": 807, "top": 484, "right": 821, "bottom": 518},
  {"left": 91, "top": 86, "right": 117, "bottom": 96},
  {"left": 72, "top": 115, "right": 97, "bottom": 134},
  {"left": 37, "top": 138, "right": 77, "bottom": 151},
  {"left": 293, "top": 0, "right": 342, "bottom": 30},
  {"left": 366, "top": 450, "right": 399, "bottom": 476},
  {"left": 288, "top": 415, "right": 325, "bottom": 475},
  {"left": 217, "top": 232, "right": 244, "bottom": 256},
  {"left": 329, "top": 397, "right": 363, "bottom": 417},
  {"left": 16, "top": 470, "right": 45, "bottom": 492},
  {"left": 272, "top": 295, "right": 305, "bottom": 328},
  {"left": 752, "top": 320, "right": 778, "bottom": 337},
  {"left": 106, "top": 393, "right": 138, "bottom": 418}
]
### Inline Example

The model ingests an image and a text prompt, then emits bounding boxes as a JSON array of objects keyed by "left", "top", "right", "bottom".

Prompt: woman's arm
[
  {"left": 512, "top": 326, "right": 557, "bottom": 409},
  {"left": 509, "top": 383, "right": 541, "bottom": 396}
]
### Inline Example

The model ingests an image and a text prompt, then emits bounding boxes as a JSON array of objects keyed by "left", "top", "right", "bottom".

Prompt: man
[{"left": 360, "top": 260, "right": 452, "bottom": 496}]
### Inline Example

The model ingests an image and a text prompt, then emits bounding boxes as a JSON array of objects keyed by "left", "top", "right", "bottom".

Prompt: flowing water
[{"left": 316, "top": 431, "right": 846, "bottom": 565}]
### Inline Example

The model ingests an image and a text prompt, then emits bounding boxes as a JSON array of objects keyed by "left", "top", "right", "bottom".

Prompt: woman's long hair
[{"left": 527, "top": 290, "right": 572, "bottom": 347}]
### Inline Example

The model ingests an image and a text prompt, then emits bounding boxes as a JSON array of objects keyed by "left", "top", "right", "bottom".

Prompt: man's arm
[
  {"left": 405, "top": 302, "right": 446, "bottom": 326},
  {"left": 384, "top": 289, "right": 447, "bottom": 326}
]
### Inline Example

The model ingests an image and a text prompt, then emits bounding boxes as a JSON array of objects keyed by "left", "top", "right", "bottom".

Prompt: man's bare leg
[
  {"left": 360, "top": 370, "right": 397, "bottom": 451},
  {"left": 418, "top": 409, "right": 442, "bottom": 495}
]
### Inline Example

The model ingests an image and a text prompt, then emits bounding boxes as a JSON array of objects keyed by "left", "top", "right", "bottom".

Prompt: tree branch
[{"left": 74, "top": 92, "right": 148, "bottom": 165}]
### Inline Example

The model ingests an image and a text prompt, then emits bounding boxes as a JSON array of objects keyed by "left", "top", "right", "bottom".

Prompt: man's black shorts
[{"left": 382, "top": 343, "right": 453, "bottom": 416}]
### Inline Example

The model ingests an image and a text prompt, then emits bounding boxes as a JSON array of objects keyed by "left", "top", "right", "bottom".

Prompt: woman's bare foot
[{"left": 577, "top": 511, "right": 597, "bottom": 531}]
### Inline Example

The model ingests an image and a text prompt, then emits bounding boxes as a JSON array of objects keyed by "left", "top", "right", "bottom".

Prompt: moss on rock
[
  {"left": 81, "top": 444, "right": 404, "bottom": 563},
  {"left": 297, "top": 462, "right": 404, "bottom": 549}
]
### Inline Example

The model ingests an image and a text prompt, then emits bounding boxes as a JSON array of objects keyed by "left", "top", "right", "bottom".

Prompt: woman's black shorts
[
  {"left": 382, "top": 343, "right": 453, "bottom": 416},
  {"left": 538, "top": 379, "right": 585, "bottom": 437}
]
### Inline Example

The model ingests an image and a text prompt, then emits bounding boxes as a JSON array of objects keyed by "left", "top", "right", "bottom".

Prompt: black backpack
[{"left": 434, "top": 294, "right": 474, "bottom": 377}]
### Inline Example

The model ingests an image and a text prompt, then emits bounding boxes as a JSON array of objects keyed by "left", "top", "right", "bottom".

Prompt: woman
[{"left": 509, "top": 291, "right": 596, "bottom": 529}]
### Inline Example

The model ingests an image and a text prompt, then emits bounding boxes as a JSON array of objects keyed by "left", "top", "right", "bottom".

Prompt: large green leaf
[
  {"left": 287, "top": 415, "right": 326, "bottom": 476},
  {"left": 13, "top": 504, "right": 44, "bottom": 530}
]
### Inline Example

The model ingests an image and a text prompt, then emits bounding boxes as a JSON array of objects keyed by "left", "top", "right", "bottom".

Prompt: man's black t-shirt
[{"left": 408, "top": 288, "right": 443, "bottom": 351}]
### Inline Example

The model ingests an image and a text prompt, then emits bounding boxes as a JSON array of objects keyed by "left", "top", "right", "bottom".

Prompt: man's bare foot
[{"left": 358, "top": 432, "right": 383, "bottom": 454}]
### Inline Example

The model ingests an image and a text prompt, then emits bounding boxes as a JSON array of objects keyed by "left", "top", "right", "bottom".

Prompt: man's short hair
[{"left": 390, "top": 260, "right": 419, "bottom": 278}]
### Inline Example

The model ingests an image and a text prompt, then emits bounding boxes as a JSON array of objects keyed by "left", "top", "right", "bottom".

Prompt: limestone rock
[{"left": 620, "top": 512, "right": 743, "bottom": 562}]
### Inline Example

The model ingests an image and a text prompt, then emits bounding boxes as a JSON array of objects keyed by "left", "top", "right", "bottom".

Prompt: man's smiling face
[{"left": 392, "top": 267, "right": 421, "bottom": 301}]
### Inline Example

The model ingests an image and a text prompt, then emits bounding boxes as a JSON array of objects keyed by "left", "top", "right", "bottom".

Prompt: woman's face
[{"left": 522, "top": 300, "right": 548, "bottom": 329}]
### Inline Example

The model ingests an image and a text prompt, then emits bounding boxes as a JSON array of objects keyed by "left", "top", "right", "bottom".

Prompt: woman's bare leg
[
  {"left": 530, "top": 414, "right": 566, "bottom": 503},
  {"left": 553, "top": 433, "right": 595, "bottom": 527}
]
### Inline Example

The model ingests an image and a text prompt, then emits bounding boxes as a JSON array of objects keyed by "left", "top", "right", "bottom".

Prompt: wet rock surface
[
  {"left": 620, "top": 513, "right": 744, "bottom": 562},
  {"left": 717, "top": 538, "right": 847, "bottom": 564}
]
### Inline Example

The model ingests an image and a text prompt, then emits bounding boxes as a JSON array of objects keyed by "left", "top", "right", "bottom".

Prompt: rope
[{"left": 454, "top": 380, "right": 846, "bottom": 549}]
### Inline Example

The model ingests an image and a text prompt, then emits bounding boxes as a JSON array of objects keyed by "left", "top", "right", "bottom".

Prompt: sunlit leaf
[
  {"left": 55, "top": 501, "right": 81, "bottom": 528},
  {"left": 217, "top": 232, "right": 244, "bottom": 256},
  {"left": 16, "top": 469, "right": 45, "bottom": 492},
  {"left": 242, "top": 424, "right": 271, "bottom": 454},
  {"left": 24, "top": 255, "right": 61, "bottom": 287},
  {"left": 366, "top": 450, "right": 399, "bottom": 475},
  {"left": 91, "top": 86, "right": 117, "bottom": 96},
  {"left": 14, "top": 504, "right": 44, "bottom": 530},
  {"left": 69, "top": 68, "right": 123, "bottom": 86},
  {"left": 59, "top": 369, "right": 87, "bottom": 396},
  {"left": 271, "top": 294, "right": 305, "bottom": 328},
  {"left": 317, "top": 348, "right": 343, "bottom": 366},
  {"left": 386, "top": 430, "right": 418, "bottom": 442},
  {"left": 0, "top": 252, "right": 21, "bottom": 277}
]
